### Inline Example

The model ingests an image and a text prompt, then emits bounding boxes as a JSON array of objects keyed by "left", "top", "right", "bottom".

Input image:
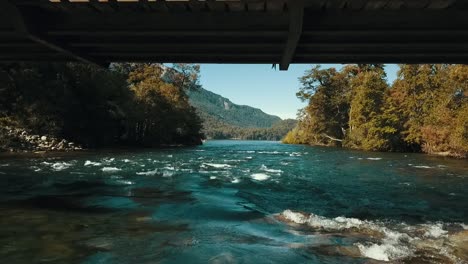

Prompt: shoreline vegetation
[
  {"left": 0, "top": 63, "right": 204, "bottom": 153},
  {"left": 1, "top": 63, "right": 466, "bottom": 159},
  {"left": 283, "top": 64, "right": 467, "bottom": 159},
  {"left": 0, "top": 62, "right": 296, "bottom": 153}
]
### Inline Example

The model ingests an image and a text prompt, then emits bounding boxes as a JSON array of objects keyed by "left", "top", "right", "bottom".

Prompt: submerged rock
[
  {"left": 448, "top": 230, "right": 468, "bottom": 261},
  {"left": 275, "top": 210, "right": 468, "bottom": 263},
  {"left": 83, "top": 237, "right": 113, "bottom": 251},
  {"left": 40, "top": 242, "right": 75, "bottom": 262},
  {"left": 209, "top": 252, "right": 237, "bottom": 264},
  {"left": 309, "top": 245, "right": 362, "bottom": 258}
]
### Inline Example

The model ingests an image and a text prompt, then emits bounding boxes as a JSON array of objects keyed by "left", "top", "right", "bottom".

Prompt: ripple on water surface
[{"left": 0, "top": 140, "right": 466, "bottom": 263}]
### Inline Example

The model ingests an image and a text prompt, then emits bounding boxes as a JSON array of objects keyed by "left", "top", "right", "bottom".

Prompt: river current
[{"left": 0, "top": 140, "right": 467, "bottom": 263}]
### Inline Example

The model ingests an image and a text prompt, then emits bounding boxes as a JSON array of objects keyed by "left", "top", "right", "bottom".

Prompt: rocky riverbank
[{"left": 0, "top": 126, "right": 83, "bottom": 153}]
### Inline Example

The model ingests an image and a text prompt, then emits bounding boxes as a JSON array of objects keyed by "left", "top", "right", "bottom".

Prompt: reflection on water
[{"left": 0, "top": 140, "right": 467, "bottom": 263}]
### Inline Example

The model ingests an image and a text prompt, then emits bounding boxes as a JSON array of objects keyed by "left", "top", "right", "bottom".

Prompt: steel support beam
[
  {"left": 1, "top": 0, "right": 106, "bottom": 67},
  {"left": 280, "top": 0, "right": 304, "bottom": 70}
]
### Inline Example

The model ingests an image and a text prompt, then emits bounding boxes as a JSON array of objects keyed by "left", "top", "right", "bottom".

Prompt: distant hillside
[
  {"left": 187, "top": 88, "right": 281, "bottom": 128},
  {"left": 187, "top": 88, "right": 297, "bottom": 140}
]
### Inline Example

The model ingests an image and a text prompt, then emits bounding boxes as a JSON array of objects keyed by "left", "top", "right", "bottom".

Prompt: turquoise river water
[{"left": 0, "top": 140, "right": 467, "bottom": 263}]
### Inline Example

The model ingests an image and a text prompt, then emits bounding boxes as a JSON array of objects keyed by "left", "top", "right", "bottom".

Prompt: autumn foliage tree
[
  {"left": 285, "top": 64, "right": 468, "bottom": 158},
  {"left": 0, "top": 62, "right": 204, "bottom": 149}
]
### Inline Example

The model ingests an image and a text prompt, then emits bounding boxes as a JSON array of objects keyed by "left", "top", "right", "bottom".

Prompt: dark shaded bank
[
  {"left": 0, "top": 63, "right": 204, "bottom": 152},
  {"left": 0, "top": 125, "right": 202, "bottom": 154}
]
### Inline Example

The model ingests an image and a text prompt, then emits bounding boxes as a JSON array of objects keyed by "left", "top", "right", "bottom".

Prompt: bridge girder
[{"left": 1, "top": 0, "right": 468, "bottom": 70}]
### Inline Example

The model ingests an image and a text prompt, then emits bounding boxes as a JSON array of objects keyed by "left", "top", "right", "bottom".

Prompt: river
[{"left": 0, "top": 140, "right": 467, "bottom": 263}]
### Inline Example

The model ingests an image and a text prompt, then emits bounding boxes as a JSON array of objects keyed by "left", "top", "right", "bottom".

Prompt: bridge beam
[
  {"left": 280, "top": 0, "right": 304, "bottom": 71},
  {"left": 1, "top": 0, "right": 107, "bottom": 68}
]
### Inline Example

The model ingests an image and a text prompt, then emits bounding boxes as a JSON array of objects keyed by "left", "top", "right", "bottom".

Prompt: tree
[
  {"left": 290, "top": 66, "right": 353, "bottom": 146},
  {"left": 345, "top": 65, "right": 395, "bottom": 151},
  {"left": 0, "top": 62, "right": 204, "bottom": 151},
  {"left": 285, "top": 64, "right": 467, "bottom": 158}
]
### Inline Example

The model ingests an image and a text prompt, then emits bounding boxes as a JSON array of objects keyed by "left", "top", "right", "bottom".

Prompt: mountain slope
[
  {"left": 187, "top": 87, "right": 297, "bottom": 140},
  {"left": 187, "top": 88, "right": 281, "bottom": 128}
]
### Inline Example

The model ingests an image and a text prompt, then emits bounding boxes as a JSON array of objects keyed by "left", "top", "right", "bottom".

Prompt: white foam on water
[
  {"left": 281, "top": 210, "right": 369, "bottom": 230},
  {"left": 258, "top": 151, "right": 282, "bottom": 154},
  {"left": 164, "top": 166, "right": 175, "bottom": 170},
  {"left": 251, "top": 173, "right": 270, "bottom": 181},
  {"left": 203, "top": 163, "right": 232, "bottom": 169},
  {"left": 152, "top": 160, "right": 168, "bottom": 163},
  {"left": 231, "top": 178, "right": 240, "bottom": 183},
  {"left": 115, "top": 180, "right": 134, "bottom": 185},
  {"left": 237, "top": 150, "right": 255, "bottom": 154},
  {"left": 278, "top": 210, "right": 460, "bottom": 262},
  {"left": 260, "top": 164, "right": 283, "bottom": 174},
  {"left": 411, "top": 165, "right": 433, "bottom": 169},
  {"left": 162, "top": 170, "right": 174, "bottom": 177},
  {"left": 246, "top": 156, "right": 253, "bottom": 160},
  {"left": 84, "top": 160, "right": 101, "bottom": 166},
  {"left": 167, "top": 155, "right": 173, "bottom": 158},
  {"left": 101, "top": 167, "right": 121, "bottom": 172},
  {"left": 281, "top": 210, "right": 309, "bottom": 224},
  {"left": 422, "top": 223, "right": 447, "bottom": 238},
  {"left": 30, "top": 166, "right": 41, "bottom": 172},
  {"left": 356, "top": 228, "right": 414, "bottom": 261},
  {"left": 136, "top": 169, "right": 158, "bottom": 176},
  {"left": 122, "top": 159, "right": 131, "bottom": 163},
  {"left": 357, "top": 242, "right": 409, "bottom": 262},
  {"left": 44, "top": 162, "right": 73, "bottom": 171},
  {"left": 199, "top": 170, "right": 222, "bottom": 174},
  {"left": 223, "top": 159, "right": 243, "bottom": 163},
  {"left": 367, "top": 157, "right": 382, "bottom": 160},
  {"left": 102, "top": 158, "right": 115, "bottom": 164},
  {"left": 210, "top": 176, "right": 217, "bottom": 180}
]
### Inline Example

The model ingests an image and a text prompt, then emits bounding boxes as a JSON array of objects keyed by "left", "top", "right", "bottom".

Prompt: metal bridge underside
[{"left": 1, "top": 0, "right": 468, "bottom": 70}]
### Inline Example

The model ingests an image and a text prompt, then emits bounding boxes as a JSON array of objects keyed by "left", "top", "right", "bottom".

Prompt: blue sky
[{"left": 198, "top": 64, "right": 400, "bottom": 119}]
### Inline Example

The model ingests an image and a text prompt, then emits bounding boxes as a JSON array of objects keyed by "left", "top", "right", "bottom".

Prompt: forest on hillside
[
  {"left": 0, "top": 62, "right": 203, "bottom": 151},
  {"left": 186, "top": 87, "right": 296, "bottom": 140},
  {"left": 198, "top": 112, "right": 297, "bottom": 141},
  {"left": 187, "top": 87, "right": 281, "bottom": 128},
  {"left": 284, "top": 64, "right": 468, "bottom": 158}
]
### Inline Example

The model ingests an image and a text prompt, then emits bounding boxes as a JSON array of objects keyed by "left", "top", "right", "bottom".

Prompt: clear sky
[{"left": 198, "top": 64, "right": 400, "bottom": 119}]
